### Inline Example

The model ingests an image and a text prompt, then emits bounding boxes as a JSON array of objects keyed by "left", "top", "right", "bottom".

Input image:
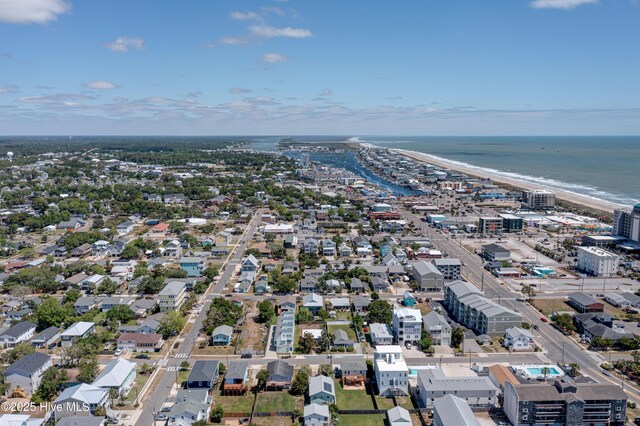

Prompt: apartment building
[
  {"left": 522, "top": 189, "right": 556, "bottom": 209},
  {"left": 577, "top": 246, "right": 619, "bottom": 277},
  {"left": 158, "top": 281, "right": 187, "bottom": 312},
  {"left": 432, "top": 258, "right": 462, "bottom": 281},
  {"left": 416, "top": 368, "right": 498, "bottom": 409},
  {"left": 392, "top": 308, "right": 422, "bottom": 345}
]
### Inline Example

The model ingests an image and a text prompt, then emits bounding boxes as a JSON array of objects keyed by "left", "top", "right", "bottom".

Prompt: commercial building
[
  {"left": 374, "top": 346, "right": 409, "bottom": 396},
  {"left": 478, "top": 217, "right": 503, "bottom": 234},
  {"left": 522, "top": 189, "right": 556, "bottom": 209},
  {"left": 444, "top": 281, "right": 522, "bottom": 335},
  {"left": 576, "top": 246, "right": 619, "bottom": 277},
  {"left": 503, "top": 379, "right": 627, "bottom": 426},
  {"left": 613, "top": 204, "right": 640, "bottom": 242},
  {"left": 499, "top": 213, "right": 524, "bottom": 233},
  {"left": 567, "top": 292, "right": 604, "bottom": 313},
  {"left": 416, "top": 368, "right": 498, "bottom": 409},
  {"left": 392, "top": 308, "right": 422, "bottom": 345},
  {"left": 482, "top": 244, "right": 511, "bottom": 262}
]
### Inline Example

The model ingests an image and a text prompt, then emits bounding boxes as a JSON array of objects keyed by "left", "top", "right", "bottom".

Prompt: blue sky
[{"left": 1, "top": 0, "right": 639, "bottom": 135}]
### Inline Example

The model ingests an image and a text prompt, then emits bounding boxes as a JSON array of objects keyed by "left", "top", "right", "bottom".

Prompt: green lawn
[
  {"left": 532, "top": 298, "right": 574, "bottom": 316},
  {"left": 375, "top": 397, "right": 395, "bottom": 410},
  {"left": 334, "top": 380, "right": 374, "bottom": 410},
  {"left": 395, "top": 396, "right": 415, "bottom": 410},
  {"left": 216, "top": 393, "right": 255, "bottom": 413},
  {"left": 337, "top": 414, "right": 386, "bottom": 426},
  {"left": 177, "top": 369, "right": 190, "bottom": 385},
  {"left": 255, "top": 392, "right": 300, "bottom": 412},
  {"left": 328, "top": 324, "right": 357, "bottom": 341},
  {"left": 334, "top": 311, "right": 352, "bottom": 321},
  {"left": 126, "top": 370, "right": 152, "bottom": 400}
]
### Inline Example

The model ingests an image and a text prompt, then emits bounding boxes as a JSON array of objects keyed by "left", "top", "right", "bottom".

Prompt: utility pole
[
  {"left": 602, "top": 275, "right": 607, "bottom": 293},
  {"left": 561, "top": 341, "right": 565, "bottom": 365},
  {"left": 481, "top": 271, "right": 484, "bottom": 292}
]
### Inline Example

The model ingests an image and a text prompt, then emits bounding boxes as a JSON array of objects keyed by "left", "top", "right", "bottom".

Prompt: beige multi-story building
[
  {"left": 158, "top": 281, "right": 187, "bottom": 312},
  {"left": 522, "top": 189, "right": 556, "bottom": 209}
]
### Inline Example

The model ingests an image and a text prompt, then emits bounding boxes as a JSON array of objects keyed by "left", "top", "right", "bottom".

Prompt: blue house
[
  {"left": 179, "top": 257, "right": 204, "bottom": 277},
  {"left": 403, "top": 291, "right": 416, "bottom": 307},
  {"left": 223, "top": 361, "right": 249, "bottom": 395},
  {"left": 380, "top": 244, "right": 392, "bottom": 258},
  {"left": 211, "top": 325, "right": 233, "bottom": 346}
]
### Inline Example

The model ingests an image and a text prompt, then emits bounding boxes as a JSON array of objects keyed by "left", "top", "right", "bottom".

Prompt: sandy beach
[{"left": 393, "top": 148, "right": 623, "bottom": 214}]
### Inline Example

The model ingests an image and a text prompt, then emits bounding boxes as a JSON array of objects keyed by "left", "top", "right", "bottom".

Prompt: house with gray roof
[
  {"left": 411, "top": 260, "right": 444, "bottom": 291},
  {"left": 303, "top": 403, "right": 330, "bottom": 426},
  {"left": 266, "top": 360, "right": 294, "bottom": 390},
  {"left": 387, "top": 406, "right": 413, "bottom": 426},
  {"left": 433, "top": 394, "right": 479, "bottom": 426},
  {"left": 223, "top": 361, "right": 249, "bottom": 395},
  {"left": 417, "top": 368, "right": 497, "bottom": 409},
  {"left": 0, "top": 321, "right": 36, "bottom": 348},
  {"left": 331, "top": 329, "right": 354, "bottom": 349},
  {"left": 30, "top": 326, "right": 60, "bottom": 348},
  {"left": 309, "top": 375, "right": 335, "bottom": 404},
  {"left": 186, "top": 360, "right": 219, "bottom": 390},
  {"left": 3, "top": 352, "right": 52, "bottom": 396},
  {"left": 370, "top": 323, "right": 393, "bottom": 346},
  {"left": 53, "top": 383, "right": 109, "bottom": 420},
  {"left": 211, "top": 325, "right": 233, "bottom": 346},
  {"left": 422, "top": 311, "right": 452, "bottom": 346},
  {"left": 91, "top": 358, "right": 136, "bottom": 396},
  {"left": 60, "top": 321, "right": 95, "bottom": 347}
]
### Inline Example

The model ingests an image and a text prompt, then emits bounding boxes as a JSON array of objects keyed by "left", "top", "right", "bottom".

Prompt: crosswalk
[
  {"left": 157, "top": 359, "right": 168, "bottom": 367},
  {"left": 167, "top": 366, "right": 180, "bottom": 372},
  {"left": 174, "top": 353, "right": 189, "bottom": 358}
]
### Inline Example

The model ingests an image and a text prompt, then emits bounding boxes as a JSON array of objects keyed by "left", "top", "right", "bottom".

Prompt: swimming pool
[{"left": 527, "top": 367, "right": 560, "bottom": 375}]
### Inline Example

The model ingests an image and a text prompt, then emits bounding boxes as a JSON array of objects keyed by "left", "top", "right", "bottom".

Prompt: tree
[
  {"left": 318, "top": 364, "right": 334, "bottom": 377},
  {"left": 367, "top": 300, "right": 392, "bottom": 324},
  {"left": 257, "top": 300, "right": 274, "bottom": 324},
  {"left": 297, "top": 332, "right": 317, "bottom": 354},
  {"left": 296, "top": 307, "right": 312, "bottom": 324},
  {"left": 61, "top": 339, "right": 99, "bottom": 367},
  {"left": 419, "top": 329, "right": 433, "bottom": 352},
  {"left": 96, "top": 278, "right": 118, "bottom": 295},
  {"left": 318, "top": 329, "right": 331, "bottom": 353},
  {"left": 569, "top": 363, "right": 580, "bottom": 377},
  {"left": 120, "top": 245, "right": 140, "bottom": 259},
  {"left": 158, "top": 311, "right": 187, "bottom": 339},
  {"left": 317, "top": 308, "right": 329, "bottom": 322},
  {"left": 94, "top": 406, "right": 107, "bottom": 417},
  {"left": 521, "top": 285, "right": 536, "bottom": 303},
  {"left": 202, "top": 297, "right": 243, "bottom": 334},
  {"left": 0, "top": 342, "right": 34, "bottom": 364},
  {"left": 106, "top": 305, "right": 134, "bottom": 323},
  {"left": 552, "top": 313, "right": 576, "bottom": 333},
  {"left": 34, "top": 367, "right": 69, "bottom": 402},
  {"left": 451, "top": 326, "right": 465, "bottom": 348},
  {"left": 203, "top": 266, "right": 219, "bottom": 280},
  {"left": 256, "top": 369, "right": 269, "bottom": 391},
  {"left": 35, "top": 297, "right": 70, "bottom": 330},
  {"left": 541, "top": 366, "right": 550, "bottom": 381},
  {"left": 77, "top": 357, "right": 99, "bottom": 383},
  {"left": 289, "top": 366, "right": 310, "bottom": 396},
  {"left": 211, "top": 405, "right": 224, "bottom": 423},
  {"left": 352, "top": 313, "right": 364, "bottom": 331},
  {"left": 62, "top": 287, "right": 82, "bottom": 305},
  {"left": 193, "top": 281, "right": 208, "bottom": 294}
]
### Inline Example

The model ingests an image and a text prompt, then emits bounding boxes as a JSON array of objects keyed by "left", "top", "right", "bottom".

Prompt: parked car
[
  {"left": 135, "top": 353, "right": 150, "bottom": 359},
  {"left": 114, "top": 348, "right": 124, "bottom": 356}
]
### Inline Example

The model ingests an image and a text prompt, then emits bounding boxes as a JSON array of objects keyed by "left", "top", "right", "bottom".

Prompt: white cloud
[
  {"left": 260, "top": 53, "right": 287, "bottom": 64},
  {"left": 0, "top": 0, "right": 70, "bottom": 24},
  {"left": 249, "top": 25, "right": 312, "bottom": 38},
  {"left": 230, "top": 11, "right": 261, "bottom": 21},
  {"left": 529, "top": 0, "right": 598, "bottom": 9},
  {"left": 219, "top": 36, "right": 249, "bottom": 45},
  {"left": 104, "top": 36, "right": 145, "bottom": 53},
  {"left": 318, "top": 88, "right": 333, "bottom": 97},
  {"left": 83, "top": 80, "right": 119, "bottom": 90},
  {"left": 229, "top": 87, "right": 252, "bottom": 94},
  {"left": 0, "top": 84, "right": 19, "bottom": 94}
]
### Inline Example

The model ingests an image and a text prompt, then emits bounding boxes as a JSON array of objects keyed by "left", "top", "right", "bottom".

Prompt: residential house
[
  {"left": 186, "top": 360, "right": 219, "bottom": 390},
  {"left": 159, "top": 281, "right": 187, "bottom": 312},
  {"left": 277, "top": 295, "right": 296, "bottom": 314},
  {"left": 214, "top": 231, "right": 231, "bottom": 247},
  {"left": 303, "top": 238, "right": 320, "bottom": 255},
  {"left": 432, "top": 395, "right": 479, "bottom": 426},
  {"left": 63, "top": 272, "right": 88, "bottom": 287},
  {"left": 302, "top": 293, "right": 323, "bottom": 314},
  {"left": 0, "top": 321, "right": 36, "bottom": 348},
  {"left": 403, "top": 291, "right": 415, "bottom": 307},
  {"left": 392, "top": 308, "right": 422, "bottom": 345},
  {"left": 3, "top": 352, "right": 52, "bottom": 396},
  {"left": 503, "top": 327, "right": 535, "bottom": 351},
  {"left": 179, "top": 257, "right": 204, "bottom": 277},
  {"left": 0, "top": 415, "right": 45, "bottom": 426},
  {"left": 60, "top": 322, "right": 95, "bottom": 347},
  {"left": 266, "top": 360, "right": 294, "bottom": 390},
  {"left": 321, "top": 240, "right": 336, "bottom": 257},
  {"left": 303, "top": 403, "right": 330, "bottom": 426},
  {"left": 79, "top": 274, "right": 105, "bottom": 292},
  {"left": 74, "top": 297, "right": 102, "bottom": 314},
  {"left": 30, "top": 326, "right": 60, "bottom": 348},
  {"left": 164, "top": 240, "right": 182, "bottom": 258},
  {"left": 91, "top": 358, "right": 136, "bottom": 396},
  {"left": 57, "top": 218, "right": 85, "bottom": 230},
  {"left": 70, "top": 244, "right": 92, "bottom": 257},
  {"left": 411, "top": 261, "right": 445, "bottom": 292},
  {"left": 53, "top": 383, "right": 109, "bottom": 420},
  {"left": 374, "top": 346, "right": 409, "bottom": 396},
  {"left": 573, "top": 312, "right": 634, "bottom": 344},
  {"left": 309, "top": 375, "right": 336, "bottom": 404},
  {"left": 370, "top": 323, "right": 394, "bottom": 346},
  {"left": 422, "top": 311, "right": 452, "bottom": 346},
  {"left": 387, "top": 406, "right": 413, "bottom": 426},
  {"left": 241, "top": 254, "right": 260, "bottom": 273},
  {"left": 274, "top": 311, "right": 295, "bottom": 353},
  {"left": 117, "top": 332, "right": 164, "bottom": 352},
  {"left": 339, "top": 244, "right": 352, "bottom": 257},
  {"left": 416, "top": 368, "right": 498, "bottom": 409},
  {"left": 331, "top": 329, "right": 354, "bottom": 349},
  {"left": 129, "top": 298, "right": 157, "bottom": 317},
  {"left": 327, "top": 297, "right": 350, "bottom": 311},
  {"left": 211, "top": 325, "right": 233, "bottom": 346},
  {"left": 115, "top": 221, "right": 135, "bottom": 236},
  {"left": 604, "top": 292, "right": 631, "bottom": 308},
  {"left": 371, "top": 276, "right": 390, "bottom": 292},
  {"left": 352, "top": 295, "right": 371, "bottom": 313},
  {"left": 567, "top": 292, "right": 605, "bottom": 313},
  {"left": 168, "top": 391, "right": 210, "bottom": 426},
  {"left": 341, "top": 361, "right": 367, "bottom": 387},
  {"left": 92, "top": 240, "right": 111, "bottom": 257},
  {"left": 349, "top": 278, "right": 367, "bottom": 293},
  {"left": 101, "top": 296, "right": 134, "bottom": 312},
  {"left": 300, "top": 277, "right": 317, "bottom": 293},
  {"left": 223, "top": 361, "right": 248, "bottom": 395}
]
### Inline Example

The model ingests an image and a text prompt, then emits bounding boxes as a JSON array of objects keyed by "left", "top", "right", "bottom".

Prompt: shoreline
[{"left": 388, "top": 147, "right": 622, "bottom": 215}]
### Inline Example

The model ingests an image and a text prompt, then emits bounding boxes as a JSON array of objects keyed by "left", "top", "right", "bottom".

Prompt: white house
[
  {"left": 60, "top": 322, "right": 95, "bottom": 347},
  {"left": 53, "top": 383, "right": 109, "bottom": 420},
  {"left": 374, "top": 346, "right": 409, "bottom": 396},
  {"left": 422, "top": 311, "right": 452, "bottom": 346},
  {"left": 392, "top": 308, "right": 422, "bottom": 345},
  {"left": 303, "top": 403, "right": 330, "bottom": 426},
  {"left": 158, "top": 281, "right": 187, "bottom": 312},
  {"left": 503, "top": 327, "right": 535, "bottom": 352},
  {"left": 0, "top": 321, "right": 36, "bottom": 348},
  {"left": 370, "top": 323, "right": 394, "bottom": 346},
  {"left": 91, "top": 358, "right": 137, "bottom": 396}
]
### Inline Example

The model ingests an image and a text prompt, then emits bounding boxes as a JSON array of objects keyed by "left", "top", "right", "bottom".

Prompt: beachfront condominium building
[
  {"left": 577, "top": 246, "right": 619, "bottom": 277},
  {"left": 392, "top": 308, "right": 422, "bottom": 345},
  {"left": 613, "top": 204, "right": 640, "bottom": 242},
  {"left": 444, "top": 280, "right": 522, "bottom": 335},
  {"left": 416, "top": 368, "right": 498, "bottom": 409},
  {"left": 503, "top": 379, "right": 627, "bottom": 426},
  {"left": 478, "top": 217, "right": 503, "bottom": 234},
  {"left": 522, "top": 189, "right": 556, "bottom": 209},
  {"left": 374, "top": 346, "right": 409, "bottom": 396}
]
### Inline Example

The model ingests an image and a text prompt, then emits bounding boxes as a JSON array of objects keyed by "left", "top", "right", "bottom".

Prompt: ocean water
[{"left": 350, "top": 136, "right": 640, "bottom": 206}]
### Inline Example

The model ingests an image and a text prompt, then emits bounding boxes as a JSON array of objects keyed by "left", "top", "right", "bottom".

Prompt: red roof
[{"left": 152, "top": 223, "right": 170, "bottom": 232}]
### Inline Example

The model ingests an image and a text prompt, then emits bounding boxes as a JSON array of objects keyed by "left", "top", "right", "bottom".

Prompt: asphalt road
[{"left": 136, "top": 210, "right": 264, "bottom": 426}]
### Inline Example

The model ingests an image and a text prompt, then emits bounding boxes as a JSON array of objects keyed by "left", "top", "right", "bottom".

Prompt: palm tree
[
  {"left": 541, "top": 367, "right": 551, "bottom": 381},
  {"left": 569, "top": 363, "right": 580, "bottom": 377}
]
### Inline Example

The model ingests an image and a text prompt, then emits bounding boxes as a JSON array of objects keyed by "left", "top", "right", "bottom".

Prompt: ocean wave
[{"left": 390, "top": 148, "right": 638, "bottom": 207}]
